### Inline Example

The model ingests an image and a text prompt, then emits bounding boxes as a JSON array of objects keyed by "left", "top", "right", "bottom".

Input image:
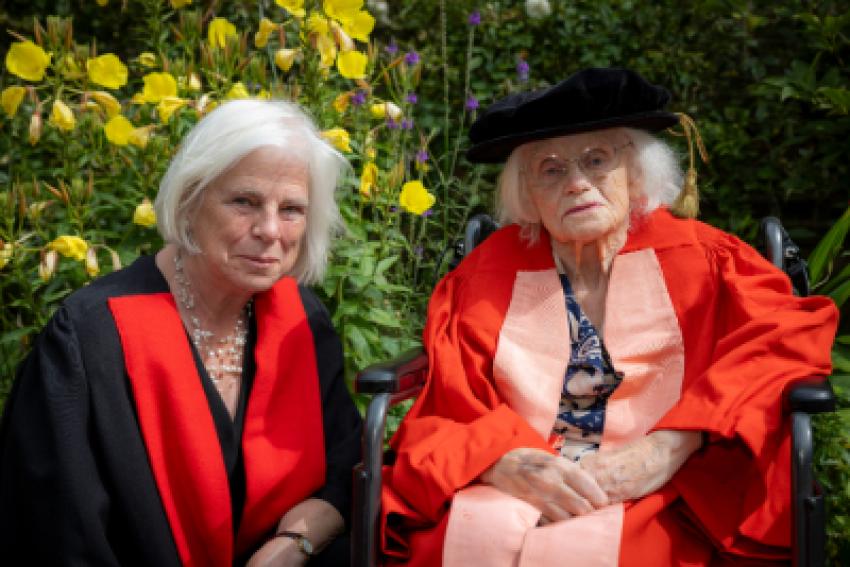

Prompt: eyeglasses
[{"left": 522, "top": 141, "right": 632, "bottom": 190}]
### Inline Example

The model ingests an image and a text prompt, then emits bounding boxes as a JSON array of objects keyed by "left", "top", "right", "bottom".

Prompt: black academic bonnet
[{"left": 466, "top": 67, "right": 680, "bottom": 164}]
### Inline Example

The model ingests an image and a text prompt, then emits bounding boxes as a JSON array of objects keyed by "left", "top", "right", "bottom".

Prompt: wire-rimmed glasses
[{"left": 523, "top": 142, "right": 633, "bottom": 190}]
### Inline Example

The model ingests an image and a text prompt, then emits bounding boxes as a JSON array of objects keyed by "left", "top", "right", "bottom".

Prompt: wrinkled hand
[
  {"left": 246, "top": 536, "right": 307, "bottom": 567},
  {"left": 480, "top": 447, "right": 609, "bottom": 523},
  {"left": 579, "top": 430, "right": 703, "bottom": 504}
]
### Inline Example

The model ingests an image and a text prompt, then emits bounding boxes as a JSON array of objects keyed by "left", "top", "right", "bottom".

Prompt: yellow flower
[
  {"left": 49, "top": 235, "right": 88, "bottom": 261},
  {"left": 86, "top": 53, "right": 128, "bottom": 89},
  {"left": 275, "top": 0, "right": 305, "bottom": 18},
  {"left": 85, "top": 247, "right": 99, "bottom": 277},
  {"left": 0, "top": 242, "right": 13, "bottom": 269},
  {"left": 330, "top": 21, "right": 355, "bottom": 52},
  {"left": 274, "top": 48, "right": 298, "bottom": 72},
  {"left": 255, "top": 18, "right": 279, "bottom": 48},
  {"left": 399, "top": 180, "right": 435, "bottom": 215},
  {"left": 141, "top": 72, "right": 178, "bottom": 103},
  {"left": 89, "top": 90, "right": 121, "bottom": 117},
  {"left": 49, "top": 100, "right": 75, "bottom": 131},
  {"left": 157, "top": 96, "right": 187, "bottom": 123},
  {"left": 226, "top": 82, "right": 250, "bottom": 100},
  {"left": 170, "top": 0, "right": 192, "bottom": 8},
  {"left": 1, "top": 86, "right": 26, "bottom": 116},
  {"left": 340, "top": 10, "right": 375, "bottom": 42},
  {"left": 39, "top": 249, "right": 58, "bottom": 281},
  {"left": 307, "top": 13, "right": 330, "bottom": 35},
  {"left": 337, "top": 50, "right": 368, "bottom": 79},
  {"left": 28, "top": 112, "right": 42, "bottom": 145},
  {"left": 187, "top": 72, "right": 202, "bottom": 91},
  {"left": 208, "top": 17, "right": 238, "bottom": 49},
  {"left": 133, "top": 198, "right": 157, "bottom": 227},
  {"left": 104, "top": 115, "right": 134, "bottom": 145},
  {"left": 138, "top": 52, "right": 157, "bottom": 68},
  {"left": 321, "top": 127, "right": 351, "bottom": 152},
  {"left": 359, "top": 161, "right": 378, "bottom": 197},
  {"left": 256, "top": 89, "right": 271, "bottom": 100},
  {"left": 370, "top": 101, "right": 402, "bottom": 120},
  {"left": 5, "top": 40, "right": 52, "bottom": 82},
  {"left": 332, "top": 91, "right": 351, "bottom": 113},
  {"left": 316, "top": 33, "right": 337, "bottom": 68},
  {"left": 129, "top": 125, "right": 155, "bottom": 148},
  {"left": 96, "top": 0, "right": 108, "bottom": 6},
  {"left": 323, "top": 0, "right": 363, "bottom": 22},
  {"left": 59, "top": 54, "right": 84, "bottom": 80}
]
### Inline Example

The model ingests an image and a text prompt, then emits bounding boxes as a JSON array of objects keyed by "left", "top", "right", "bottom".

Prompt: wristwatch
[{"left": 275, "top": 530, "right": 315, "bottom": 557}]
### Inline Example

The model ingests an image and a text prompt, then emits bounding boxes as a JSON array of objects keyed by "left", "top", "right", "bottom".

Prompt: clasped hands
[{"left": 479, "top": 430, "right": 702, "bottom": 523}]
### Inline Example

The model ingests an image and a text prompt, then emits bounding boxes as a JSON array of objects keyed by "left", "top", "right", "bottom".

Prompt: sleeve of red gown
[
  {"left": 385, "top": 268, "right": 553, "bottom": 525},
  {"left": 653, "top": 229, "right": 838, "bottom": 553}
]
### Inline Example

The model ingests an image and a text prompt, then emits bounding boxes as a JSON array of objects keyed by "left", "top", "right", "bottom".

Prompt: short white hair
[
  {"left": 496, "top": 127, "right": 683, "bottom": 242},
  {"left": 154, "top": 99, "right": 348, "bottom": 284}
]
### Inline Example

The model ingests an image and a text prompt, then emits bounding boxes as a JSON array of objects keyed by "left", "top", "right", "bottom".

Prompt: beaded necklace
[{"left": 173, "top": 250, "right": 250, "bottom": 389}]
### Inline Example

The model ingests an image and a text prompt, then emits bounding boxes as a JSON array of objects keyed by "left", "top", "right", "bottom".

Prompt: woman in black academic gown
[{"left": 0, "top": 99, "right": 363, "bottom": 567}]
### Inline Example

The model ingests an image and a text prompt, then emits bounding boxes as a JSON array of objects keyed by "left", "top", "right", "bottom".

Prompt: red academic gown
[{"left": 380, "top": 209, "right": 838, "bottom": 565}]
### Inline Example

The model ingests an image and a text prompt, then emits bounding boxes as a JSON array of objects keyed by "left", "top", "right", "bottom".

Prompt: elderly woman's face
[
  {"left": 522, "top": 129, "right": 632, "bottom": 245},
  {"left": 189, "top": 146, "right": 309, "bottom": 294}
]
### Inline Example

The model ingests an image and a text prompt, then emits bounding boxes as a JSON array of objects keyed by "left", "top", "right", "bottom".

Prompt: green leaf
[
  {"left": 365, "top": 308, "right": 403, "bottom": 328},
  {"left": 827, "top": 278, "right": 850, "bottom": 308},
  {"left": 809, "top": 207, "right": 850, "bottom": 285},
  {"left": 833, "top": 348, "right": 850, "bottom": 373}
]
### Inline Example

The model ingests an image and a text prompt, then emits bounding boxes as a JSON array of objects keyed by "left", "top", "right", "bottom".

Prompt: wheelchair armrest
[
  {"left": 355, "top": 347, "right": 428, "bottom": 396},
  {"left": 784, "top": 378, "right": 836, "bottom": 414}
]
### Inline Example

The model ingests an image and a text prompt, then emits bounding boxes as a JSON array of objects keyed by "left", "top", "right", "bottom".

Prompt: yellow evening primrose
[
  {"left": 170, "top": 0, "right": 192, "bottom": 8},
  {"left": 5, "top": 40, "right": 52, "bottom": 82},
  {"left": 49, "top": 100, "right": 75, "bottom": 131},
  {"left": 226, "top": 82, "right": 250, "bottom": 100},
  {"left": 85, "top": 247, "right": 99, "bottom": 277},
  {"left": 359, "top": 161, "right": 378, "bottom": 198},
  {"left": 340, "top": 10, "right": 375, "bottom": 42},
  {"left": 96, "top": 0, "right": 108, "bottom": 6},
  {"left": 316, "top": 33, "right": 337, "bottom": 68},
  {"left": 141, "top": 72, "right": 178, "bottom": 103},
  {"left": 321, "top": 127, "right": 351, "bottom": 152},
  {"left": 255, "top": 18, "right": 278, "bottom": 48},
  {"left": 39, "top": 249, "right": 58, "bottom": 281},
  {"left": 129, "top": 125, "right": 155, "bottom": 148},
  {"left": 274, "top": 48, "right": 298, "bottom": 72},
  {"left": 89, "top": 90, "right": 121, "bottom": 118},
  {"left": 138, "top": 52, "right": 157, "bottom": 68},
  {"left": 307, "top": 13, "right": 330, "bottom": 35},
  {"left": 208, "top": 18, "right": 238, "bottom": 49},
  {"left": 256, "top": 89, "right": 271, "bottom": 100},
  {"left": 59, "top": 54, "right": 84, "bottom": 80},
  {"left": 370, "top": 101, "right": 402, "bottom": 120},
  {"left": 332, "top": 91, "right": 351, "bottom": 113},
  {"left": 1, "top": 86, "right": 26, "bottom": 116},
  {"left": 133, "top": 199, "right": 157, "bottom": 227},
  {"left": 86, "top": 53, "right": 129, "bottom": 89},
  {"left": 157, "top": 97, "right": 187, "bottom": 123},
  {"left": 103, "top": 115, "right": 134, "bottom": 145},
  {"left": 275, "top": 0, "right": 305, "bottom": 18},
  {"left": 323, "top": 0, "right": 363, "bottom": 22},
  {"left": 0, "top": 243, "right": 13, "bottom": 269},
  {"left": 330, "top": 21, "right": 355, "bottom": 52},
  {"left": 337, "top": 50, "right": 368, "bottom": 79},
  {"left": 399, "top": 180, "right": 436, "bottom": 215},
  {"left": 49, "top": 235, "right": 88, "bottom": 261}
]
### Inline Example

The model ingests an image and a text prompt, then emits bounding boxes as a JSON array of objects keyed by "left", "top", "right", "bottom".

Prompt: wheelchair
[{"left": 351, "top": 214, "right": 836, "bottom": 567}]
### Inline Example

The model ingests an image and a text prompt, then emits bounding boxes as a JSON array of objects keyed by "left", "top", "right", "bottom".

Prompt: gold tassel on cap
[{"left": 669, "top": 113, "right": 709, "bottom": 219}]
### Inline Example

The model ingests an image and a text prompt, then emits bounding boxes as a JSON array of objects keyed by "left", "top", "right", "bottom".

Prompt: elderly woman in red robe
[{"left": 380, "top": 68, "right": 838, "bottom": 565}]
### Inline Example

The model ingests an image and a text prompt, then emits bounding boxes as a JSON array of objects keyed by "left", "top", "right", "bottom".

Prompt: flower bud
[
  {"left": 39, "top": 249, "right": 58, "bottom": 281},
  {"left": 29, "top": 112, "right": 43, "bottom": 145},
  {"left": 85, "top": 247, "right": 100, "bottom": 277}
]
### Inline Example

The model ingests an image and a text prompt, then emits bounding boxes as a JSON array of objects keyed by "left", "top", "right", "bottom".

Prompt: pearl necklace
[{"left": 173, "top": 250, "right": 250, "bottom": 386}]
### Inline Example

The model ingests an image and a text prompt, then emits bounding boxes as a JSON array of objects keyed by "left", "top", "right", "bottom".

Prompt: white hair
[
  {"left": 496, "top": 127, "right": 683, "bottom": 242},
  {"left": 154, "top": 99, "right": 348, "bottom": 284}
]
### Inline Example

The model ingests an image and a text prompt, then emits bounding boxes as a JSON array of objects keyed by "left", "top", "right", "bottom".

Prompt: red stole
[{"left": 109, "top": 278, "right": 325, "bottom": 566}]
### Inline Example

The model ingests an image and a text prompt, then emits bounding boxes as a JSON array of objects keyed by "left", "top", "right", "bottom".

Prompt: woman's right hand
[{"left": 479, "top": 448, "right": 609, "bottom": 522}]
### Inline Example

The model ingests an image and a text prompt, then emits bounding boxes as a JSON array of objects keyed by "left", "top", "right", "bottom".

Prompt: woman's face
[
  {"left": 188, "top": 146, "right": 309, "bottom": 295},
  {"left": 521, "top": 129, "right": 632, "bottom": 245}
]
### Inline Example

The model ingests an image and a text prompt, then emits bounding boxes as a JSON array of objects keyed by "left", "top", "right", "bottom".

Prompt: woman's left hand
[
  {"left": 579, "top": 430, "right": 703, "bottom": 503},
  {"left": 246, "top": 536, "right": 308, "bottom": 567}
]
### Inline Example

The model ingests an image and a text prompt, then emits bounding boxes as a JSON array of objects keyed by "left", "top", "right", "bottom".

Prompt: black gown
[{"left": 0, "top": 254, "right": 362, "bottom": 566}]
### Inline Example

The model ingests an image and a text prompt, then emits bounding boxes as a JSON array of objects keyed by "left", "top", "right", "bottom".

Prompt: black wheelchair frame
[{"left": 351, "top": 215, "right": 835, "bottom": 567}]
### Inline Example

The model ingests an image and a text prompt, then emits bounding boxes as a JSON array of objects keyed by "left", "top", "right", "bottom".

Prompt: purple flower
[
  {"left": 465, "top": 95, "right": 479, "bottom": 111},
  {"left": 405, "top": 91, "right": 418, "bottom": 104},
  {"left": 385, "top": 40, "right": 398, "bottom": 55},
  {"left": 423, "top": 210, "right": 434, "bottom": 217},
  {"left": 404, "top": 51, "right": 420, "bottom": 66},
  {"left": 468, "top": 10, "right": 481, "bottom": 26},
  {"left": 386, "top": 118, "right": 399, "bottom": 130},
  {"left": 414, "top": 245, "right": 424, "bottom": 258},
  {"left": 389, "top": 206, "right": 398, "bottom": 213},
  {"left": 401, "top": 118, "right": 414, "bottom": 130},
  {"left": 415, "top": 149, "right": 429, "bottom": 163},
  {"left": 516, "top": 59, "right": 530, "bottom": 82},
  {"left": 351, "top": 90, "right": 367, "bottom": 106}
]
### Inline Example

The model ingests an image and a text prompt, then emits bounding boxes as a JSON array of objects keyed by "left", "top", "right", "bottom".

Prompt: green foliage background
[{"left": 1, "top": 0, "right": 848, "bottom": 562}]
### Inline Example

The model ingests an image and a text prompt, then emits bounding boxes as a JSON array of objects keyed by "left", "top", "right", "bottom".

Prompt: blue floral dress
[{"left": 551, "top": 274, "right": 624, "bottom": 461}]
